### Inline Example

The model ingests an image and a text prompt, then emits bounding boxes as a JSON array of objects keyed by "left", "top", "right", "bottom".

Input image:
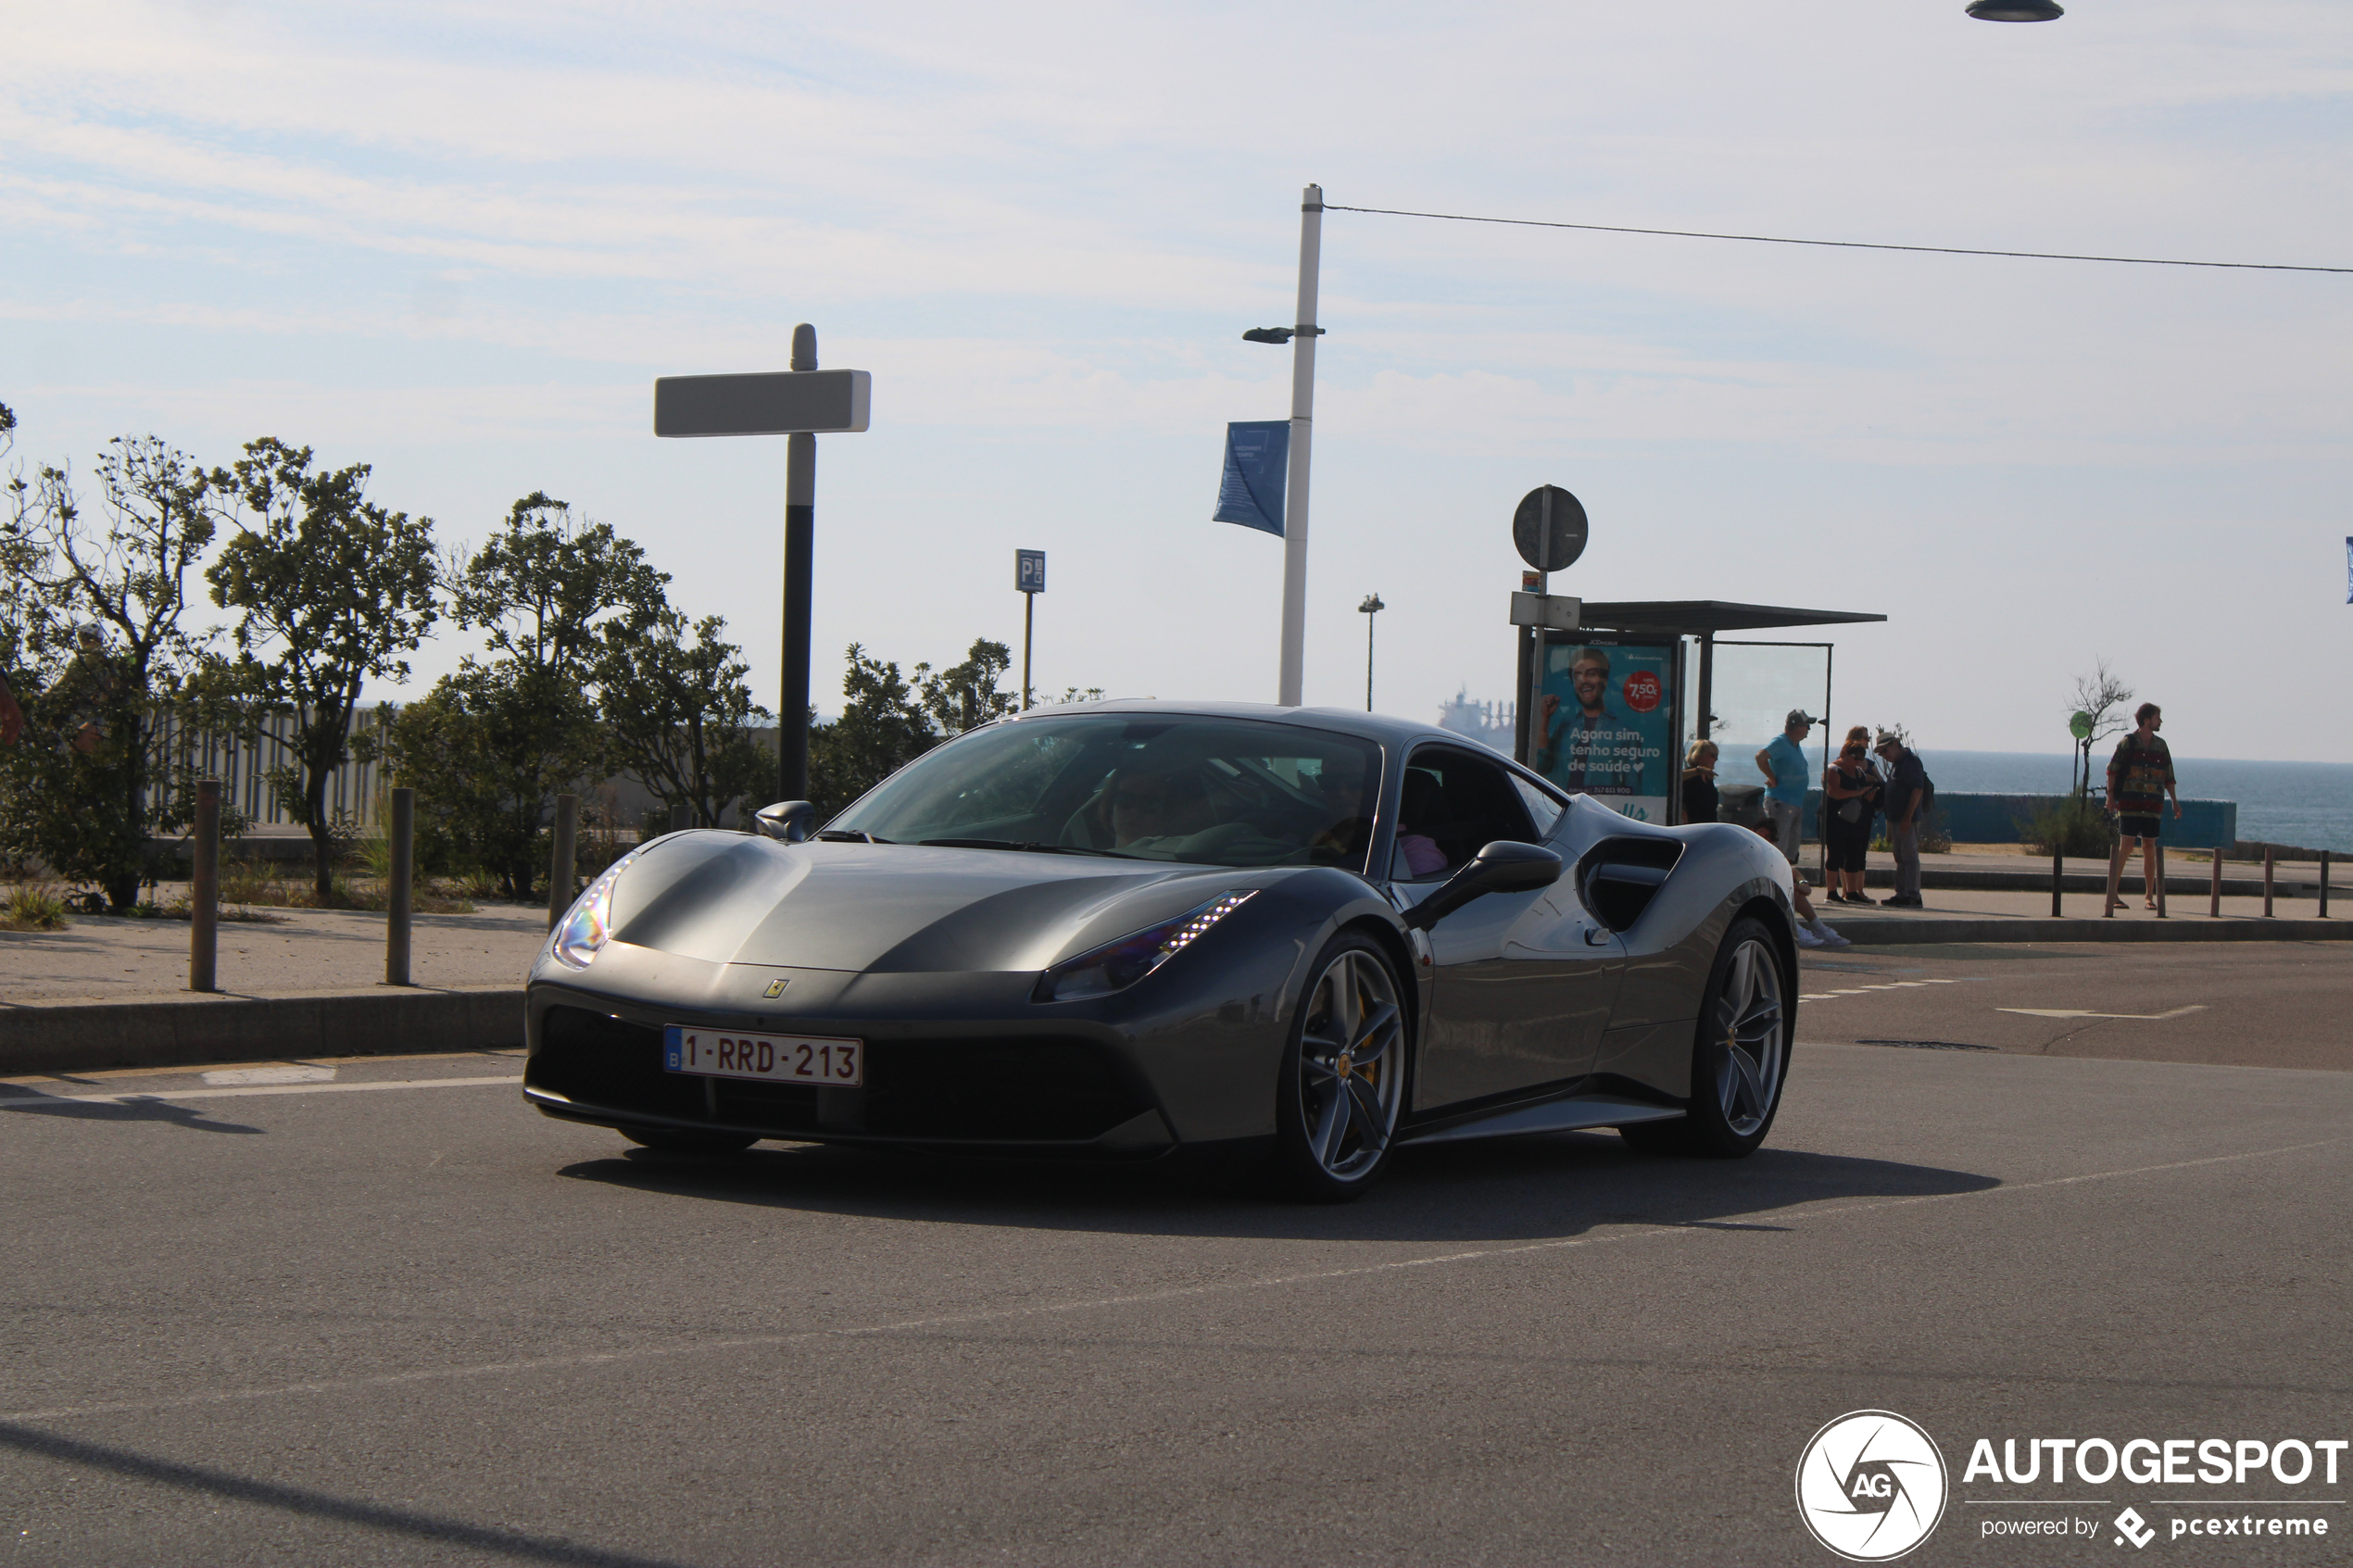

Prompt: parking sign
[{"left": 1016, "top": 549, "right": 1046, "bottom": 594}]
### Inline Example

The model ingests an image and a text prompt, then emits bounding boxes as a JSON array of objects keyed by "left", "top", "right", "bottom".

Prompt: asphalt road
[{"left": 3, "top": 953, "right": 2348, "bottom": 1566}]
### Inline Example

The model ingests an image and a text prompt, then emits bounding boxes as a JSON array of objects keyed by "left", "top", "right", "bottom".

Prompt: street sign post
[
  {"left": 1510, "top": 485, "right": 1589, "bottom": 766},
  {"left": 654, "top": 324, "right": 870, "bottom": 803},
  {"left": 1015, "top": 549, "right": 1045, "bottom": 709}
]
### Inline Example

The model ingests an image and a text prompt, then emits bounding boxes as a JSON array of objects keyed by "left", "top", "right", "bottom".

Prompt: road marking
[
  {"left": 6, "top": 1132, "right": 2340, "bottom": 1427},
  {"left": 0, "top": 1075, "right": 521, "bottom": 1106},
  {"left": 1996, "top": 1006, "right": 2208, "bottom": 1021},
  {"left": 201, "top": 1066, "right": 336, "bottom": 1086}
]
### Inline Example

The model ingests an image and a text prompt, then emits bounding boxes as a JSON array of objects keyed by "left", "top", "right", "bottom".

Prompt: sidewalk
[{"left": 1803, "top": 877, "right": 2345, "bottom": 946}]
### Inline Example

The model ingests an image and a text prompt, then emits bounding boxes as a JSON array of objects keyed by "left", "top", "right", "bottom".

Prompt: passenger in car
[{"left": 1395, "top": 770, "right": 1450, "bottom": 877}]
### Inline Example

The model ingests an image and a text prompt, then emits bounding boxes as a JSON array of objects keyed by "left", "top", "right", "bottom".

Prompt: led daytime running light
[{"left": 1035, "top": 891, "right": 1257, "bottom": 1002}]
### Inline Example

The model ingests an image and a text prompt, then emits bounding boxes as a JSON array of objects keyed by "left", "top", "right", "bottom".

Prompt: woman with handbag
[{"left": 1821, "top": 730, "right": 1881, "bottom": 904}]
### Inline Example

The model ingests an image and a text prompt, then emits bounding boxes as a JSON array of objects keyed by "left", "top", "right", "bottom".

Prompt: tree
[
  {"left": 388, "top": 494, "right": 665, "bottom": 898},
  {"left": 916, "top": 638, "right": 1017, "bottom": 738},
  {"left": 206, "top": 438, "right": 439, "bottom": 901},
  {"left": 595, "top": 608, "right": 773, "bottom": 827},
  {"left": 2067, "top": 659, "right": 2133, "bottom": 802},
  {"left": 0, "top": 436, "right": 241, "bottom": 909},
  {"left": 806, "top": 645, "right": 937, "bottom": 817}
]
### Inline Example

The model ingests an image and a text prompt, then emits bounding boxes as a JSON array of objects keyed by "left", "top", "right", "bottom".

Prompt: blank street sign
[{"left": 654, "top": 370, "right": 872, "bottom": 437}]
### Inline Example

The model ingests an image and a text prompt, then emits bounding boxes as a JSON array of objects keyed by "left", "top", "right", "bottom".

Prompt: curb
[
  {"left": 0, "top": 988, "right": 524, "bottom": 1077},
  {"left": 1832, "top": 918, "right": 2350, "bottom": 947}
]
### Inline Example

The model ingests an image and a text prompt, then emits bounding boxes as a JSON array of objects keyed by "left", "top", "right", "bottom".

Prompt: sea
[{"left": 1916, "top": 751, "right": 2353, "bottom": 854}]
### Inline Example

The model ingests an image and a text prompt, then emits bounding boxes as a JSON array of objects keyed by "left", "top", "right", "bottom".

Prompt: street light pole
[
  {"left": 1277, "top": 184, "right": 1324, "bottom": 707},
  {"left": 1358, "top": 593, "right": 1384, "bottom": 711}
]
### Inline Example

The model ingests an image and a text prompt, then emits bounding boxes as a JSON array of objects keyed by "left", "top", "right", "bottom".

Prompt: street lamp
[
  {"left": 1358, "top": 593, "right": 1384, "bottom": 711},
  {"left": 1966, "top": 1, "right": 2063, "bottom": 19}
]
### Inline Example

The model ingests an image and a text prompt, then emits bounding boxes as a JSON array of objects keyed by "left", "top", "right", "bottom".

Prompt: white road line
[
  {"left": 1996, "top": 1006, "right": 2208, "bottom": 1022},
  {"left": 0, "top": 1075, "right": 522, "bottom": 1106},
  {"left": 5, "top": 1132, "right": 2340, "bottom": 1427},
  {"left": 201, "top": 1065, "right": 336, "bottom": 1086}
]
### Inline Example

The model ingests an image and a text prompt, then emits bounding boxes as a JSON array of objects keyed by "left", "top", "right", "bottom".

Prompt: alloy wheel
[
  {"left": 1296, "top": 947, "right": 1405, "bottom": 1181},
  {"left": 1711, "top": 937, "right": 1785, "bottom": 1136}
]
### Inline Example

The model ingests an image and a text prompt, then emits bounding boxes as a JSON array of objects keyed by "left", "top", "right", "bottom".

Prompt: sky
[{"left": 4, "top": 1, "right": 2349, "bottom": 762}]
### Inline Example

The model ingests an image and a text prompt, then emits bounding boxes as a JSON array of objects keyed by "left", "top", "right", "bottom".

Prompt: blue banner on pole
[{"left": 1214, "top": 420, "right": 1290, "bottom": 536}]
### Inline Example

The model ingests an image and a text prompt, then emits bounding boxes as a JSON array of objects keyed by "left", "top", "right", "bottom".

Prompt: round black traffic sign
[{"left": 1512, "top": 485, "right": 1588, "bottom": 572}]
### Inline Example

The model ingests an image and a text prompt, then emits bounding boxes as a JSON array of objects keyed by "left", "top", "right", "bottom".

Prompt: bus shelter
[{"left": 1513, "top": 599, "right": 1885, "bottom": 829}]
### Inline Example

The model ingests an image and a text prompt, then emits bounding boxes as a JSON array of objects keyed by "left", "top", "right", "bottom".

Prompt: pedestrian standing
[
  {"left": 1680, "top": 739, "right": 1720, "bottom": 826},
  {"left": 1755, "top": 709, "right": 1816, "bottom": 869},
  {"left": 1873, "top": 728, "right": 1927, "bottom": 908},
  {"left": 1821, "top": 729, "right": 1880, "bottom": 904},
  {"left": 2104, "top": 702, "right": 2182, "bottom": 916}
]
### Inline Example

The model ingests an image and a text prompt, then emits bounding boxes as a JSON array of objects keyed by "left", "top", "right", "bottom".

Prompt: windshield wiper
[
  {"left": 917, "top": 837, "right": 1139, "bottom": 859},
  {"left": 815, "top": 829, "right": 892, "bottom": 843}
]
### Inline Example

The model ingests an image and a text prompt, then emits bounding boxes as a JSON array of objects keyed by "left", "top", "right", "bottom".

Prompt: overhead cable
[{"left": 1321, "top": 204, "right": 2353, "bottom": 276}]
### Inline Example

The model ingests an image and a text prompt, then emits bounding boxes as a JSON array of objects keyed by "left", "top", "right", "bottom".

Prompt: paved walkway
[{"left": 0, "top": 903, "right": 547, "bottom": 1006}]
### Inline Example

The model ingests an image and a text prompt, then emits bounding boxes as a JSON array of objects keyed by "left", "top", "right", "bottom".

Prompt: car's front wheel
[
  {"left": 1621, "top": 915, "right": 1791, "bottom": 1158},
  {"left": 620, "top": 1125, "right": 759, "bottom": 1158},
  {"left": 1270, "top": 933, "right": 1409, "bottom": 1202}
]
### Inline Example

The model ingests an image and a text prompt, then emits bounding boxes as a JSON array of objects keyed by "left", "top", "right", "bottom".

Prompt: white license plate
[{"left": 661, "top": 1026, "right": 862, "bottom": 1086}]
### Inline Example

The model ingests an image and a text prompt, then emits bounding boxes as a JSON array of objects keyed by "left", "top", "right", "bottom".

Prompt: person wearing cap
[
  {"left": 1754, "top": 709, "right": 1816, "bottom": 868},
  {"left": 1873, "top": 728, "right": 1928, "bottom": 908}
]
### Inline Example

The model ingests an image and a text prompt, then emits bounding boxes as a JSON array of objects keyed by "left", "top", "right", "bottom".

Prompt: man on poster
[{"left": 1537, "top": 646, "right": 1648, "bottom": 796}]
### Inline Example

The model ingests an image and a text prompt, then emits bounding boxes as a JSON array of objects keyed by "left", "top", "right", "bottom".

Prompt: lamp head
[{"left": 1966, "top": 1, "right": 2063, "bottom": 19}]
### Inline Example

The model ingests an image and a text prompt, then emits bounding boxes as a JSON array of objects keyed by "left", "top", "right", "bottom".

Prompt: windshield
[{"left": 828, "top": 713, "right": 1385, "bottom": 872}]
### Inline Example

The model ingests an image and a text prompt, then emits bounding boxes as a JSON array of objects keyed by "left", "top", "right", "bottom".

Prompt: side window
[
  {"left": 1392, "top": 746, "right": 1538, "bottom": 881},
  {"left": 1512, "top": 774, "right": 1567, "bottom": 839}
]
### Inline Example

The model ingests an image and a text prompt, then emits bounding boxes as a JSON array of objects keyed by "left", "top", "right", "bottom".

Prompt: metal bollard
[
  {"left": 2050, "top": 848, "right": 2062, "bottom": 917},
  {"left": 2322, "top": 851, "right": 2332, "bottom": 919},
  {"left": 190, "top": 779, "right": 220, "bottom": 993},
  {"left": 2209, "top": 847, "right": 2222, "bottom": 918},
  {"left": 2153, "top": 841, "right": 2166, "bottom": 917},
  {"left": 2263, "top": 847, "right": 2275, "bottom": 918},
  {"left": 548, "top": 793, "right": 580, "bottom": 932},
  {"left": 386, "top": 786, "right": 414, "bottom": 986},
  {"left": 671, "top": 801, "right": 691, "bottom": 834}
]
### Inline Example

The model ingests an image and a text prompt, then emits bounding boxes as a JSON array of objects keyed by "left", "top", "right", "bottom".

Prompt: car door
[{"left": 1388, "top": 745, "right": 1626, "bottom": 1112}]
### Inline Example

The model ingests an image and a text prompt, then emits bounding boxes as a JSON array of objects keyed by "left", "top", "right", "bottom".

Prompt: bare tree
[{"left": 2068, "top": 659, "right": 2134, "bottom": 800}]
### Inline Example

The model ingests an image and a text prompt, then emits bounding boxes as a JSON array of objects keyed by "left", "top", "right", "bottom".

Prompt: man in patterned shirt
[{"left": 2104, "top": 701, "right": 2182, "bottom": 916}]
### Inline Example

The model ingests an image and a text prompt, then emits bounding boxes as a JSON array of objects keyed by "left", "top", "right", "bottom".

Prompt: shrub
[
  {"left": 0, "top": 884, "right": 70, "bottom": 932},
  {"left": 2020, "top": 797, "right": 2113, "bottom": 858}
]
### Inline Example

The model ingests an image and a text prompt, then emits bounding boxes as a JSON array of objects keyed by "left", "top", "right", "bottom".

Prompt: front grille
[{"left": 530, "top": 1005, "right": 1154, "bottom": 1143}]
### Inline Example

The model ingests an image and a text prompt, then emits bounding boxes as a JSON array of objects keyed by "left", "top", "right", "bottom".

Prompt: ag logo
[{"left": 1795, "top": 1410, "right": 1949, "bottom": 1562}]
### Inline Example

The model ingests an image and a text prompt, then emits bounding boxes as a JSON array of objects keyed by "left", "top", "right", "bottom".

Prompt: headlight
[
  {"left": 544, "top": 848, "right": 644, "bottom": 972},
  {"left": 1032, "top": 891, "right": 1256, "bottom": 1003}
]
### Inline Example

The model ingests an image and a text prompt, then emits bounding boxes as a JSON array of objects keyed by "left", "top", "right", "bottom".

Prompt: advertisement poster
[{"left": 1532, "top": 637, "right": 1678, "bottom": 823}]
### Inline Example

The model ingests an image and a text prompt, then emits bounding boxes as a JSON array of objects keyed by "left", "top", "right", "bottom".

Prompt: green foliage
[
  {"left": 384, "top": 494, "right": 666, "bottom": 899},
  {"left": 807, "top": 644, "right": 937, "bottom": 818},
  {"left": 595, "top": 608, "right": 773, "bottom": 828},
  {"left": 0, "top": 883, "right": 70, "bottom": 932},
  {"left": 0, "top": 434, "right": 250, "bottom": 909},
  {"left": 205, "top": 438, "right": 440, "bottom": 901},
  {"left": 917, "top": 639, "right": 1017, "bottom": 738},
  {"left": 2020, "top": 797, "right": 2113, "bottom": 858}
]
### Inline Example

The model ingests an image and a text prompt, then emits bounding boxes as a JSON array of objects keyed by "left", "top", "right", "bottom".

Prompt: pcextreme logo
[{"left": 1796, "top": 1411, "right": 1951, "bottom": 1562}]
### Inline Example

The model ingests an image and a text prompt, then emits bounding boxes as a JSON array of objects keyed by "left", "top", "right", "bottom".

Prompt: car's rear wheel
[
  {"left": 1270, "top": 934, "right": 1408, "bottom": 1202},
  {"left": 620, "top": 1125, "right": 759, "bottom": 1158},
  {"left": 1619, "top": 916, "right": 1790, "bottom": 1159}
]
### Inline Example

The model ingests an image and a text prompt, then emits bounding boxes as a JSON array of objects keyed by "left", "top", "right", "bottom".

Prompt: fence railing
[{"left": 155, "top": 706, "right": 389, "bottom": 832}]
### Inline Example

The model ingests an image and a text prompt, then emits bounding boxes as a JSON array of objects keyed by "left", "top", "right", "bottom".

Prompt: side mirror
[
  {"left": 1403, "top": 840, "right": 1564, "bottom": 932},
  {"left": 753, "top": 800, "right": 817, "bottom": 843}
]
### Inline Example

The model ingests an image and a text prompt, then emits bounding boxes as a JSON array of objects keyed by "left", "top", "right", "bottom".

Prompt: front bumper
[{"left": 524, "top": 997, "right": 1176, "bottom": 1156}]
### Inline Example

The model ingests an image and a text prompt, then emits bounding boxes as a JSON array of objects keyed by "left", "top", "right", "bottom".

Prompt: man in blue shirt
[{"left": 1755, "top": 709, "right": 1817, "bottom": 867}]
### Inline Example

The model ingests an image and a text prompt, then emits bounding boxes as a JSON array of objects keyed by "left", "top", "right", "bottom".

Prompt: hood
[{"left": 607, "top": 833, "right": 1268, "bottom": 974}]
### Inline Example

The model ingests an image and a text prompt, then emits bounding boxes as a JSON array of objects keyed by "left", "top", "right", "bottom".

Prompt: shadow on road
[
  {"left": 556, "top": 1132, "right": 1997, "bottom": 1245},
  {"left": 0, "top": 1419, "right": 688, "bottom": 1567},
  {"left": 0, "top": 1089, "right": 264, "bottom": 1135}
]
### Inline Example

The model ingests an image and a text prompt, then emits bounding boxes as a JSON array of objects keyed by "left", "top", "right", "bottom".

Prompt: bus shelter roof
[{"left": 1572, "top": 600, "right": 1886, "bottom": 636}]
